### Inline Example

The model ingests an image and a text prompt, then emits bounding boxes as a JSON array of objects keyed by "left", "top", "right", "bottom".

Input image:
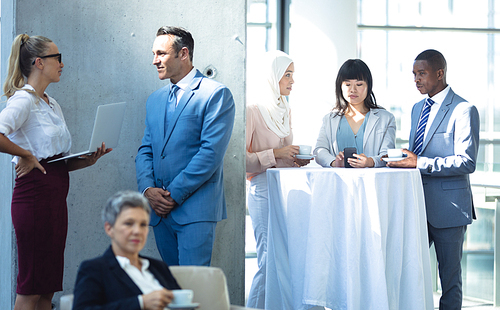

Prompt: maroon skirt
[{"left": 11, "top": 155, "right": 69, "bottom": 295}]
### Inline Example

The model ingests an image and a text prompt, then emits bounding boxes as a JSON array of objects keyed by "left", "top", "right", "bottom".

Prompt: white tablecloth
[{"left": 265, "top": 167, "right": 433, "bottom": 310}]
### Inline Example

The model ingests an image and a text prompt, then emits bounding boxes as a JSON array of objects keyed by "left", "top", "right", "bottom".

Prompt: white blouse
[
  {"left": 0, "top": 85, "right": 71, "bottom": 163},
  {"left": 115, "top": 255, "right": 164, "bottom": 309}
]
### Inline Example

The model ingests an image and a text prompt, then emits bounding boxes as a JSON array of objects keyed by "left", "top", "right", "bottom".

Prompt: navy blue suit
[{"left": 72, "top": 247, "right": 180, "bottom": 310}]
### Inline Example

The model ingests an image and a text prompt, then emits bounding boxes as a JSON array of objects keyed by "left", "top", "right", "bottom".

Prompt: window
[
  {"left": 358, "top": 0, "right": 500, "bottom": 301},
  {"left": 358, "top": 0, "right": 500, "bottom": 173},
  {"left": 247, "top": 0, "right": 278, "bottom": 104}
]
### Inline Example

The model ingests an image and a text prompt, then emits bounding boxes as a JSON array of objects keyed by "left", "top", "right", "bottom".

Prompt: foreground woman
[{"left": 73, "top": 191, "right": 181, "bottom": 310}]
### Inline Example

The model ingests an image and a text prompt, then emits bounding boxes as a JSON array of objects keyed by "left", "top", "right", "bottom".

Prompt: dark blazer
[
  {"left": 408, "top": 88, "right": 480, "bottom": 228},
  {"left": 72, "top": 246, "right": 180, "bottom": 310}
]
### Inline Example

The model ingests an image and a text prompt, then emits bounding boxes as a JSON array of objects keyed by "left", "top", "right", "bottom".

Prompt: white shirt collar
[
  {"left": 23, "top": 83, "right": 48, "bottom": 97},
  {"left": 421, "top": 85, "right": 450, "bottom": 140},
  {"left": 23, "top": 84, "right": 54, "bottom": 107},
  {"left": 174, "top": 67, "right": 196, "bottom": 91},
  {"left": 428, "top": 85, "right": 450, "bottom": 106},
  {"left": 114, "top": 255, "right": 163, "bottom": 309},
  {"left": 115, "top": 255, "right": 150, "bottom": 273}
]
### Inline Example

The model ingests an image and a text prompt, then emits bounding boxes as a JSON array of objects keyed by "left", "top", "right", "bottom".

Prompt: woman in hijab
[
  {"left": 246, "top": 50, "right": 310, "bottom": 308},
  {"left": 314, "top": 59, "right": 396, "bottom": 168}
]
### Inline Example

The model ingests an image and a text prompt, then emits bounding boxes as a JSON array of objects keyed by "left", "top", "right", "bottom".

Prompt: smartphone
[{"left": 343, "top": 147, "right": 357, "bottom": 168}]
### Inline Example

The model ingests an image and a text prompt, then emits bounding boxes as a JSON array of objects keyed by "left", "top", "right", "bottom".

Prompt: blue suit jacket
[
  {"left": 409, "top": 88, "right": 480, "bottom": 228},
  {"left": 135, "top": 70, "right": 235, "bottom": 226},
  {"left": 72, "top": 246, "right": 181, "bottom": 310}
]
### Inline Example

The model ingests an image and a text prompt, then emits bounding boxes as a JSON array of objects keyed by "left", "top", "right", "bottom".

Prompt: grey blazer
[
  {"left": 409, "top": 88, "right": 480, "bottom": 228},
  {"left": 314, "top": 108, "right": 396, "bottom": 167}
]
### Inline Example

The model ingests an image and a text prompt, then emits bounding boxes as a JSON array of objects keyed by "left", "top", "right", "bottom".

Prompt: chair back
[
  {"left": 170, "top": 266, "right": 231, "bottom": 310},
  {"left": 60, "top": 294, "right": 73, "bottom": 310}
]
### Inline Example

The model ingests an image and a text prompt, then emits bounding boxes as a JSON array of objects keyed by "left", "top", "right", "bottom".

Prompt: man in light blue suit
[
  {"left": 387, "top": 49, "right": 479, "bottom": 310},
  {"left": 135, "top": 26, "right": 235, "bottom": 266}
]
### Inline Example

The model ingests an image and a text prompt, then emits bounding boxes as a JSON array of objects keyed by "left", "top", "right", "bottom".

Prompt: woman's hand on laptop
[
  {"left": 85, "top": 142, "right": 112, "bottom": 165},
  {"left": 67, "top": 142, "right": 112, "bottom": 171}
]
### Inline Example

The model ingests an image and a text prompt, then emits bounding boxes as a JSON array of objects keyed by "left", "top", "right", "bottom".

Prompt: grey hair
[{"left": 102, "top": 191, "right": 151, "bottom": 226}]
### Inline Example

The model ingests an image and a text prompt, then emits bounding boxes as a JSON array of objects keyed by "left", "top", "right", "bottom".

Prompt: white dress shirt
[
  {"left": 115, "top": 255, "right": 165, "bottom": 310},
  {"left": 0, "top": 84, "right": 71, "bottom": 163},
  {"left": 172, "top": 67, "right": 197, "bottom": 106},
  {"left": 423, "top": 85, "right": 451, "bottom": 140}
]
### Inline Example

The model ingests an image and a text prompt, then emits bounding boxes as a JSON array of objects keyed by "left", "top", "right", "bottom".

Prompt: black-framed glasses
[{"left": 31, "top": 53, "right": 62, "bottom": 65}]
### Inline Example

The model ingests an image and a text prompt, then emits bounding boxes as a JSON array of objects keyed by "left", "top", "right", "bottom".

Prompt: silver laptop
[{"left": 48, "top": 102, "right": 126, "bottom": 163}]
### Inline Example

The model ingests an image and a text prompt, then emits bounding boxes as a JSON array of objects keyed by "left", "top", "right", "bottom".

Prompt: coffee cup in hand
[
  {"left": 298, "top": 145, "right": 312, "bottom": 155},
  {"left": 387, "top": 148, "right": 403, "bottom": 158},
  {"left": 171, "top": 289, "right": 194, "bottom": 305}
]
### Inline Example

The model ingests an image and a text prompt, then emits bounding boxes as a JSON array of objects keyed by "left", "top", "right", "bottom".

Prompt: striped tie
[{"left": 413, "top": 98, "right": 434, "bottom": 155}]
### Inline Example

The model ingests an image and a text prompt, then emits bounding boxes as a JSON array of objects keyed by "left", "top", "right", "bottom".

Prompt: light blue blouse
[{"left": 336, "top": 111, "right": 370, "bottom": 154}]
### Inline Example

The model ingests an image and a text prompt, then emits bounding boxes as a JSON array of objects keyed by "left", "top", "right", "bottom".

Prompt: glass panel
[
  {"left": 465, "top": 207, "right": 494, "bottom": 252},
  {"left": 359, "top": 1, "right": 500, "bottom": 302},
  {"left": 462, "top": 253, "right": 494, "bottom": 301},
  {"left": 494, "top": 144, "right": 500, "bottom": 171},
  {"left": 462, "top": 202, "right": 495, "bottom": 301},
  {"left": 248, "top": 0, "right": 268, "bottom": 23},
  {"left": 247, "top": 26, "right": 269, "bottom": 103},
  {"left": 494, "top": 36, "right": 500, "bottom": 132},
  {"left": 476, "top": 144, "right": 486, "bottom": 172},
  {"left": 358, "top": 0, "right": 387, "bottom": 25},
  {"left": 359, "top": 29, "right": 492, "bottom": 144},
  {"left": 461, "top": 186, "right": 496, "bottom": 301},
  {"left": 358, "top": 0, "right": 493, "bottom": 28},
  {"left": 246, "top": 0, "right": 278, "bottom": 104}
]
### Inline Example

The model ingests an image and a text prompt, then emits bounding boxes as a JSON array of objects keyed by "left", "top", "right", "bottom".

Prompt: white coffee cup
[
  {"left": 171, "top": 289, "right": 194, "bottom": 305},
  {"left": 387, "top": 148, "right": 403, "bottom": 158},
  {"left": 298, "top": 145, "right": 312, "bottom": 155}
]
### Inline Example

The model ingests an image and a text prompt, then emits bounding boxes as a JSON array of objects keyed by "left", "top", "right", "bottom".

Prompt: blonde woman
[
  {"left": 0, "top": 34, "right": 110, "bottom": 310},
  {"left": 246, "top": 50, "right": 310, "bottom": 308}
]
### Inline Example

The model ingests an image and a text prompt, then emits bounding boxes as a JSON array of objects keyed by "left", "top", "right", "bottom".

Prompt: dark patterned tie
[{"left": 413, "top": 98, "right": 434, "bottom": 155}]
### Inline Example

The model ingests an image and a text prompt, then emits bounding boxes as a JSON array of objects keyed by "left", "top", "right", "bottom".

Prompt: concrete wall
[
  {"left": 0, "top": 0, "right": 246, "bottom": 308},
  {"left": 0, "top": 0, "right": 17, "bottom": 307}
]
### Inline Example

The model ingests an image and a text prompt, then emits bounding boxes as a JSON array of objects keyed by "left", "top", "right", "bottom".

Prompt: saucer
[
  {"left": 382, "top": 157, "right": 405, "bottom": 162},
  {"left": 296, "top": 154, "right": 316, "bottom": 160},
  {"left": 168, "top": 302, "right": 200, "bottom": 309}
]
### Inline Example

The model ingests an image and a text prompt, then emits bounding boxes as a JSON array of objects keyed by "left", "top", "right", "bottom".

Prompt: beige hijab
[{"left": 256, "top": 50, "right": 293, "bottom": 138}]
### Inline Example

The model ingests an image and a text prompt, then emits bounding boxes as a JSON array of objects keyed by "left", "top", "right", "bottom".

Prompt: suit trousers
[
  {"left": 428, "top": 223, "right": 467, "bottom": 310},
  {"left": 247, "top": 172, "right": 269, "bottom": 309},
  {"left": 153, "top": 215, "right": 217, "bottom": 266}
]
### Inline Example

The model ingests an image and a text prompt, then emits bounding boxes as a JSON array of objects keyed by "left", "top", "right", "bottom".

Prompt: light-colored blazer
[
  {"left": 135, "top": 70, "right": 235, "bottom": 226},
  {"left": 314, "top": 108, "right": 396, "bottom": 167},
  {"left": 409, "top": 88, "right": 479, "bottom": 228}
]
